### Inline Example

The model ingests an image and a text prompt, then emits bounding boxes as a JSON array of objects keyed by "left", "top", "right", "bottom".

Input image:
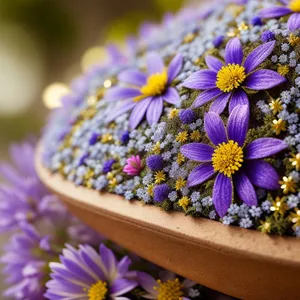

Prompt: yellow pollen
[
  {"left": 272, "top": 119, "right": 286, "bottom": 135},
  {"left": 290, "top": 153, "right": 300, "bottom": 171},
  {"left": 279, "top": 176, "right": 297, "bottom": 194},
  {"left": 155, "top": 171, "right": 166, "bottom": 184},
  {"left": 270, "top": 197, "right": 288, "bottom": 215},
  {"left": 289, "top": 0, "right": 300, "bottom": 12},
  {"left": 178, "top": 196, "right": 191, "bottom": 212},
  {"left": 175, "top": 177, "right": 186, "bottom": 190},
  {"left": 277, "top": 64, "right": 289, "bottom": 76},
  {"left": 136, "top": 70, "right": 168, "bottom": 101},
  {"left": 88, "top": 281, "right": 108, "bottom": 300},
  {"left": 216, "top": 64, "right": 246, "bottom": 92},
  {"left": 154, "top": 278, "right": 184, "bottom": 300},
  {"left": 269, "top": 98, "right": 283, "bottom": 114},
  {"left": 212, "top": 140, "right": 244, "bottom": 177}
]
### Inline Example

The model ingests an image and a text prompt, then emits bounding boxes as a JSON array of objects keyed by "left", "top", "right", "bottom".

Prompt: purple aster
[
  {"left": 259, "top": 0, "right": 300, "bottom": 31},
  {"left": 138, "top": 271, "right": 196, "bottom": 300},
  {"left": 1, "top": 223, "right": 53, "bottom": 299},
  {"left": 183, "top": 38, "right": 285, "bottom": 114},
  {"left": 45, "top": 243, "right": 138, "bottom": 300},
  {"left": 180, "top": 105, "right": 288, "bottom": 217},
  {"left": 105, "top": 52, "right": 183, "bottom": 129}
]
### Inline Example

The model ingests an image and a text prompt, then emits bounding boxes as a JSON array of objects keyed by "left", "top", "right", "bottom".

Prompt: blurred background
[
  {"left": 0, "top": 0, "right": 186, "bottom": 290},
  {"left": 0, "top": 0, "right": 185, "bottom": 161}
]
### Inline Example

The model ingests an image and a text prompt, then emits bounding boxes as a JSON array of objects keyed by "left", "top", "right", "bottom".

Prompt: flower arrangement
[
  {"left": 0, "top": 140, "right": 231, "bottom": 299},
  {"left": 41, "top": 0, "right": 299, "bottom": 237}
]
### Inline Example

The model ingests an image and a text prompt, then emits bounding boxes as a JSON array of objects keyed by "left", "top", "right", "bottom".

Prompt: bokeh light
[
  {"left": 43, "top": 83, "right": 70, "bottom": 109},
  {"left": 0, "top": 22, "right": 44, "bottom": 116}
]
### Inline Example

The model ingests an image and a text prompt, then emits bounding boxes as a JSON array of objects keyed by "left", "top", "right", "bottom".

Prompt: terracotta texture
[{"left": 36, "top": 147, "right": 300, "bottom": 300}]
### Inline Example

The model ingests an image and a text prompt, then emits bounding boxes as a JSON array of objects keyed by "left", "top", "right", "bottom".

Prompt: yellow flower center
[
  {"left": 154, "top": 278, "right": 184, "bottom": 300},
  {"left": 135, "top": 71, "right": 168, "bottom": 101},
  {"left": 216, "top": 64, "right": 246, "bottom": 93},
  {"left": 88, "top": 281, "right": 108, "bottom": 300},
  {"left": 289, "top": 0, "right": 300, "bottom": 12},
  {"left": 212, "top": 140, "right": 244, "bottom": 177}
]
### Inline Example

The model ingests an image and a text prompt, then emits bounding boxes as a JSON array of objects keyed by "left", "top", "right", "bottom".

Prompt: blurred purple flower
[
  {"left": 1, "top": 223, "right": 53, "bottom": 299},
  {"left": 138, "top": 270, "right": 196, "bottom": 300},
  {"left": 45, "top": 244, "right": 138, "bottom": 300},
  {"left": 259, "top": 0, "right": 300, "bottom": 31}
]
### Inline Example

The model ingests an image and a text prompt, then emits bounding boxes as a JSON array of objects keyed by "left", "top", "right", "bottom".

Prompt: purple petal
[
  {"left": 259, "top": 7, "right": 292, "bottom": 18},
  {"left": 245, "top": 138, "right": 288, "bottom": 159},
  {"left": 225, "top": 38, "right": 243, "bottom": 65},
  {"left": 234, "top": 171, "right": 257, "bottom": 206},
  {"left": 227, "top": 105, "right": 249, "bottom": 146},
  {"left": 204, "top": 112, "right": 227, "bottom": 146},
  {"left": 287, "top": 13, "right": 300, "bottom": 31},
  {"left": 205, "top": 55, "right": 224, "bottom": 72},
  {"left": 187, "top": 163, "right": 215, "bottom": 187},
  {"left": 105, "top": 86, "right": 141, "bottom": 101},
  {"left": 100, "top": 244, "right": 118, "bottom": 278},
  {"left": 209, "top": 92, "right": 231, "bottom": 114},
  {"left": 118, "top": 256, "right": 131, "bottom": 276},
  {"left": 146, "top": 97, "right": 163, "bottom": 125},
  {"left": 168, "top": 53, "right": 183, "bottom": 83},
  {"left": 183, "top": 70, "right": 217, "bottom": 90},
  {"left": 244, "top": 69, "right": 286, "bottom": 90},
  {"left": 213, "top": 173, "right": 233, "bottom": 217},
  {"left": 106, "top": 100, "right": 136, "bottom": 123},
  {"left": 163, "top": 87, "right": 180, "bottom": 104},
  {"left": 244, "top": 41, "right": 276, "bottom": 73},
  {"left": 192, "top": 89, "right": 223, "bottom": 108},
  {"left": 229, "top": 89, "right": 249, "bottom": 114},
  {"left": 280, "top": 0, "right": 289, "bottom": 5},
  {"left": 138, "top": 272, "right": 158, "bottom": 295},
  {"left": 118, "top": 70, "right": 147, "bottom": 87},
  {"left": 147, "top": 52, "right": 164, "bottom": 74},
  {"left": 110, "top": 278, "right": 138, "bottom": 297},
  {"left": 129, "top": 98, "right": 152, "bottom": 129},
  {"left": 245, "top": 160, "right": 280, "bottom": 190},
  {"left": 180, "top": 143, "right": 214, "bottom": 162}
]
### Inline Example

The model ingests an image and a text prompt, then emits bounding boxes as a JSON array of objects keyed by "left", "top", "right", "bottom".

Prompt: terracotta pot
[{"left": 35, "top": 146, "right": 300, "bottom": 300}]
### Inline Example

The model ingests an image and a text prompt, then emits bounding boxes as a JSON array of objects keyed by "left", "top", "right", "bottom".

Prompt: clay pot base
[{"left": 35, "top": 146, "right": 300, "bottom": 300}]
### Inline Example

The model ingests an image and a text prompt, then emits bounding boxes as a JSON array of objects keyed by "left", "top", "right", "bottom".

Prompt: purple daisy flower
[
  {"left": 180, "top": 105, "right": 288, "bottom": 217},
  {"left": 138, "top": 271, "right": 196, "bottom": 300},
  {"left": 259, "top": 0, "right": 300, "bottom": 31},
  {"left": 1, "top": 223, "right": 53, "bottom": 299},
  {"left": 106, "top": 52, "right": 183, "bottom": 129},
  {"left": 45, "top": 243, "right": 138, "bottom": 300},
  {"left": 183, "top": 38, "right": 285, "bottom": 114}
]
